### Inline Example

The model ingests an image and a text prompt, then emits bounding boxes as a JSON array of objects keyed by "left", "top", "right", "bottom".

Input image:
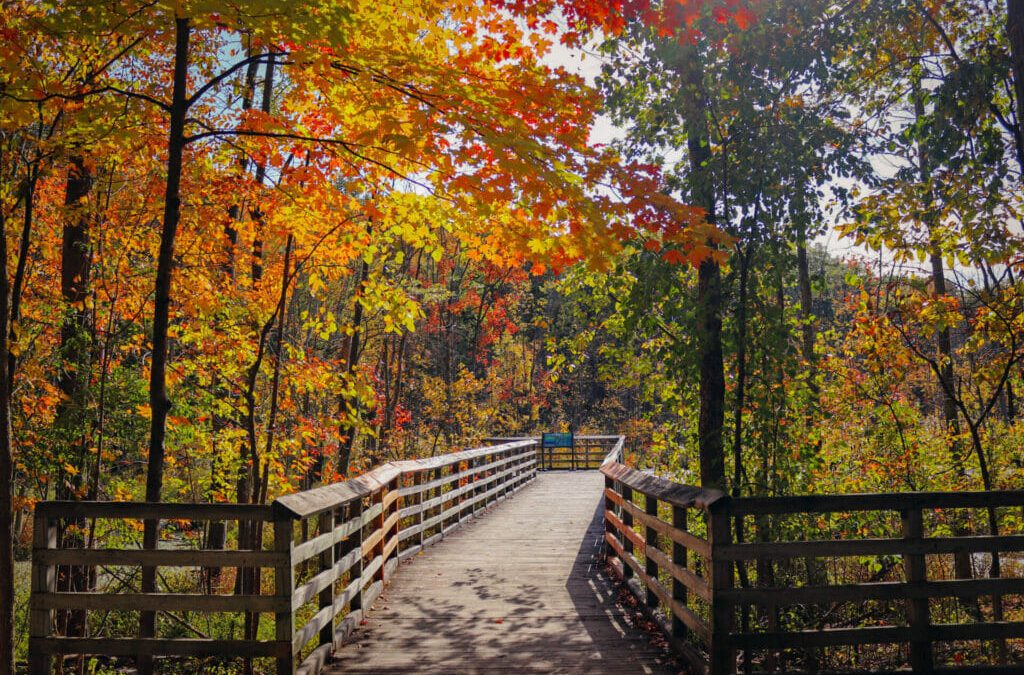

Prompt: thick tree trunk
[
  {"left": 678, "top": 47, "right": 725, "bottom": 489},
  {"left": 54, "top": 157, "right": 94, "bottom": 653},
  {"left": 140, "top": 18, "right": 190, "bottom": 674}
]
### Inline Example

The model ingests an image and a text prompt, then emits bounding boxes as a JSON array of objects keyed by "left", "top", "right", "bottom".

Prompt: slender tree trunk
[
  {"left": 732, "top": 246, "right": 751, "bottom": 493},
  {"left": 796, "top": 237, "right": 815, "bottom": 376},
  {"left": 0, "top": 189, "right": 15, "bottom": 675},
  {"left": 223, "top": 53, "right": 260, "bottom": 276},
  {"left": 249, "top": 52, "right": 276, "bottom": 286},
  {"left": 913, "top": 83, "right": 978, "bottom": 606},
  {"left": 678, "top": 47, "right": 725, "bottom": 489},
  {"left": 140, "top": 18, "right": 191, "bottom": 673},
  {"left": 337, "top": 254, "right": 370, "bottom": 475},
  {"left": 206, "top": 59, "right": 259, "bottom": 580},
  {"left": 1007, "top": 0, "right": 1024, "bottom": 172}
]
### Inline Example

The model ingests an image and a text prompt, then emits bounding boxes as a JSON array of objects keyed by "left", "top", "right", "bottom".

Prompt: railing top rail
[
  {"left": 273, "top": 439, "right": 536, "bottom": 520},
  {"left": 484, "top": 434, "right": 621, "bottom": 442},
  {"left": 601, "top": 459, "right": 725, "bottom": 510}
]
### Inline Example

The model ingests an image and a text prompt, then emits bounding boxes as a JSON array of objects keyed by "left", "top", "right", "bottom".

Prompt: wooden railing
[
  {"left": 600, "top": 443, "right": 1024, "bottom": 674},
  {"left": 484, "top": 434, "right": 621, "bottom": 470},
  {"left": 29, "top": 439, "right": 537, "bottom": 674}
]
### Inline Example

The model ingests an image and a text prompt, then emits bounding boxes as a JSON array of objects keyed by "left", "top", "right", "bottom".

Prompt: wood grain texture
[{"left": 324, "top": 472, "right": 679, "bottom": 674}]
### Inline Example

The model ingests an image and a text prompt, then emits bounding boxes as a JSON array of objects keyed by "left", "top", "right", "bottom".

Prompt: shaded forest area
[{"left": 1, "top": 0, "right": 1024, "bottom": 672}]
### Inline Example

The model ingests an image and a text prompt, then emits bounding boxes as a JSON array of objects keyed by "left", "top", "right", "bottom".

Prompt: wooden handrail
[
  {"left": 28, "top": 439, "right": 539, "bottom": 675},
  {"left": 33, "top": 432, "right": 1024, "bottom": 674},
  {"left": 599, "top": 444, "right": 1024, "bottom": 674}
]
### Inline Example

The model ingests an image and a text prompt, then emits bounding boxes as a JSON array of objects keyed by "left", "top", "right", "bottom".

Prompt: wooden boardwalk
[{"left": 326, "top": 471, "right": 679, "bottom": 674}]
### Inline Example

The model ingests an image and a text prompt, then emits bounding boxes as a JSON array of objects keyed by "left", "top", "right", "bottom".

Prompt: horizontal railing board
[
  {"left": 32, "top": 592, "right": 287, "bottom": 613},
  {"left": 719, "top": 578, "right": 1024, "bottom": 606},
  {"left": 291, "top": 518, "right": 358, "bottom": 565},
  {"left": 274, "top": 440, "right": 536, "bottom": 519},
  {"left": 730, "top": 621, "right": 1024, "bottom": 650},
  {"left": 727, "top": 490, "right": 1024, "bottom": 515},
  {"left": 716, "top": 534, "right": 1024, "bottom": 560},
  {"left": 397, "top": 459, "right": 530, "bottom": 517},
  {"left": 729, "top": 625, "right": 911, "bottom": 649},
  {"left": 361, "top": 511, "right": 399, "bottom": 556},
  {"left": 392, "top": 440, "right": 536, "bottom": 472},
  {"left": 35, "top": 501, "right": 274, "bottom": 521},
  {"left": 30, "top": 636, "right": 288, "bottom": 657},
  {"left": 294, "top": 603, "right": 335, "bottom": 652},
  {"left": 395, "top": 452, "right": 528, "bottom": 497},
  {"left": 34, "top": 548, "right": 286, "bottom": 568},
  {"left": 604, "top": 487, "right": 711, "bottom": 558},
  {"left": 607, "top": 559, "right": 710, "bottom": 675},
  {"left": 291, "top": 547, "right": 363, "bottom": 611},
  {"left": 645, "top": 544, "right": 712, "bottom": 603},
  {"left": 604, "top": 531, "right": 711, "bottom": 644},
  {"left": 930, "top": 621, "right": 1024, "bottom": 642}
]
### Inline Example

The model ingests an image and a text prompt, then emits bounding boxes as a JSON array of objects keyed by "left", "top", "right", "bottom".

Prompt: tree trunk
[
  {"left": 337, "top": 255, "right": 370, "bottom": 475},
  {"left": 249, "top": 52, "right": 276, "bottom": 286},
  {"left": 140, "top": 17, "right": 191, "bottom": 673},
  {"left": 678, "top": 47, "right": 725, "bottom": 489},
  {"left": 1006, "top": 0, "right": 1024, "bottom": 172},
  {"left": 913, "top": 82, "right": 977, "bottom": 603},
  {"left": 54, "top": 157, "right": 94, "bottom": 654},
  {"left": 0, "top": 185, "right": 15, "bottom": 675},
  {"left": 732, "top": 246, "right": 751, "bottom": 493}
]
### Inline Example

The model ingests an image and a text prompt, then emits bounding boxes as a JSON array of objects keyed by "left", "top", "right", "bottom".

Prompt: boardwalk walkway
[{"left": 326, "top": 471, "right": 678, "bottom": 674}]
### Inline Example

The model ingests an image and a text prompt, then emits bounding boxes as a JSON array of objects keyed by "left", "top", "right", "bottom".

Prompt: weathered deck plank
[{"left": 324, "top": 471, "right": 679, "bottom": 674}]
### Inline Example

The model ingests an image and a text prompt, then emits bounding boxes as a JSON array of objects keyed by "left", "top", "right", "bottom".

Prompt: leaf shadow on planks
[{"left": 325, "top": 471, "right": 681, "bottom": 674}]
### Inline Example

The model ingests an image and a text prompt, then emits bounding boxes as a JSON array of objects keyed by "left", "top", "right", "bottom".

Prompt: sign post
[{"left": 541, "top": 432, "right": 575, "bottom": 470}]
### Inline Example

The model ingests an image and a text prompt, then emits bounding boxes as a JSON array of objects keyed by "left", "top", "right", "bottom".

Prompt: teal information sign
[{"left": 541, "top": 432, "right": 574, "bottom": 448}]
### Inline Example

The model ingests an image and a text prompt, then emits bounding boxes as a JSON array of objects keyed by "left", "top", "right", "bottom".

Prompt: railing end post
[
  {"left": 708, "top": 503, "right": 735, "bottom": 675},
  {"left": 274, "top": 512, "right": 297, "bottom": 675}
]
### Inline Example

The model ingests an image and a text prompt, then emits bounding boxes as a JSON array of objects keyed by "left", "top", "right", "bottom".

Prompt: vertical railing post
[
  {"left": 413, "top": 470, "right": 424, "bottom": 549},
  {"left": 349, "top": 498, "right": 365, "bottom": 638},
  {"left": 645, "top": 493, "right": 659, "bottom": 609},
  {"left": 471, "top": 456, "right": 482, "bottom": 514},
  {"left": 29, "top": 509, "right": 57, "bottom": 675},
  {"left": 603, "top": 476, "right": 616, "bottom": 558},
  {"left": 372, "top": 487, "right": 386, "bottom": 583},
  {"left": 317, "top": 510, "right": 335, "bottom": 649},
  {"left": 709, "top": 504, "right": 735, "bottom": 675},
  {"left": 386, "top": 477, "right": 399, "bottom": 577},
  {"left": 449, "top": 461, "right": 461, "bottom": 527},
  {"left": 274, "top": 513, "right": 296, "bottom": 675},
  {"left": 432, "top": 467, "right": 442, "bottom": 534},
  {"left": 621, "top": 485, "right": 634, "bottom": 581},
  {"left": 501, "top": 449, "right": 511, "bottom": 498},
  {"left": 671, "top": 505, "right": 689, "bottom": 641},
  {"left": 901, "top": 507, "right": 932, "bottom": 672}
]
